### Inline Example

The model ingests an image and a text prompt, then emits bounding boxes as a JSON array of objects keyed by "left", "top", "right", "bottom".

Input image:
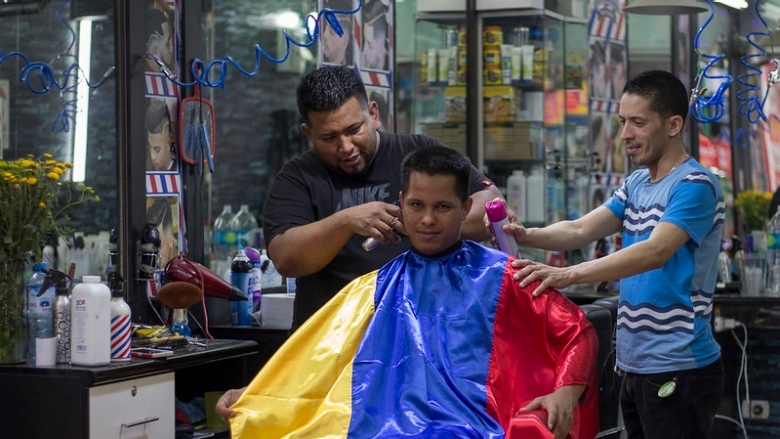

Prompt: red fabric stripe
[{"left": 484, "top": 264, "right": 600, "bottom": 439}]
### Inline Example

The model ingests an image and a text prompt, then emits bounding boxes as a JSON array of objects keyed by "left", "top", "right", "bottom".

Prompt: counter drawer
[{"left": 88, "top": 372, "right": 175, "bottom": 439}]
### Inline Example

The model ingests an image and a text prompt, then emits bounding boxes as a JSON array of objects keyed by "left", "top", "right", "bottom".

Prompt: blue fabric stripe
[{"left": 347, "top": 242, "right": 508, "bottom": 438}]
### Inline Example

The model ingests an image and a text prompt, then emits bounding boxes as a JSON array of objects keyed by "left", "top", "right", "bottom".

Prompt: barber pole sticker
[{"left": 146, "top": 174, "right": 181, "bottom": 194}]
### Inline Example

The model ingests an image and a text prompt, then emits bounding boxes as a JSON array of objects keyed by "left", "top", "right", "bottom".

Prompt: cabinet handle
[{"left": 121, "top": 417, "right": 160, "bottom": 429}]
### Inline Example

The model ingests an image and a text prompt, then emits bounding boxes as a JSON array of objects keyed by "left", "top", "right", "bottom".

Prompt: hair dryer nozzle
[{"left": 164, "top": 255, "right": 248, "bottom": 301}]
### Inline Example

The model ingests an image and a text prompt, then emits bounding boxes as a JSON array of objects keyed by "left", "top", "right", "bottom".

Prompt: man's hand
[
  {"left": 215, "top": 387, "right": 246, "bottom": 423},
  {"left": 483, "top": 197, "right": 526, "bottom": 249},
  {"left": 518, "top": 385, "right": 585, "bottom": 439},
  {"left": 511, "top": 259, "right": 574, "bottom": 296},
  {"left": 348, "top": 201, "right": 406, "bottom": 244}
]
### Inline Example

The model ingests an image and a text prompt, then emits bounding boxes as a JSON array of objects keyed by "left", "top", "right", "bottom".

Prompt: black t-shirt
[{"left": 263, "top": 131, "right": 490, "bottom": 329}]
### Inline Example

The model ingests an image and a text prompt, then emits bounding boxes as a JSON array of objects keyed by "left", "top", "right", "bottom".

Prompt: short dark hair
[
  {"left": 621, "top": 70, "right": 689, "bottom": 127},
  {"left": 363, "top": 1, "right": 388, "bottom": 40},
  {"left": 146, "top": 8, "right": 168, "bottom": 48},
  {"left": 401, "top": 146, "right": 471, "bottom": 203},
  {"left": 296, "top": 65, "right": 368, "bottom": 124},
  {"left": 145, "top": 99, "right": 170, "bottom": 134}
]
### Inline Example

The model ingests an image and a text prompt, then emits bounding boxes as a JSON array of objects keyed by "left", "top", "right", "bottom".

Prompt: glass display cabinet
[
  {"left": 412, "top": 11, "right": 468, "bottom": 157},
  {"left": 412, "top": 2, "right": 591, "bottom": 264}
]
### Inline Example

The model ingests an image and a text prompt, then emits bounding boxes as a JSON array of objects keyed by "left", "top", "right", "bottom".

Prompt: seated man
[{"left": 225, "top": 146, "right": 599, "bottom": 439}]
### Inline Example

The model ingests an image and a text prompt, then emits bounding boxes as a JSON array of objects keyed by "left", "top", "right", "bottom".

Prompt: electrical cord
[
  {"left": 736, "top": 0, "right": 772, "bottom": 124},
  {"left": 690, "top": 0, "right": 732, "bottom": 124},
  {"left": 149, "top": 0, "right": 362, "bottom": 89},
  {"left": 0, "top": 0, "right": 115, "bottom": 132},
  {"left": 731, "top": 322, "right": 750, "bottom": 439}
]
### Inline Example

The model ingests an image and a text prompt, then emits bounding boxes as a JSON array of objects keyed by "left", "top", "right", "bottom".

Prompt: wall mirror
[
  {"left": 194, "top": 0, "right": 319, "bottom": 271},
  {"left": 0, "top": 0, "right": 117, "bottom": 279}
]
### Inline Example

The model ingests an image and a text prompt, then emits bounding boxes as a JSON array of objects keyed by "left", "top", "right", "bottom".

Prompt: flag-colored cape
[{"left": 231, "top": 241, "right": 599, "bottom": 438}]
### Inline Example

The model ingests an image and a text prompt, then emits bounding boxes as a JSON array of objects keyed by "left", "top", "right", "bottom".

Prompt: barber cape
[{"left": 231, "top": 241, "right": 598, "bottom": 439}]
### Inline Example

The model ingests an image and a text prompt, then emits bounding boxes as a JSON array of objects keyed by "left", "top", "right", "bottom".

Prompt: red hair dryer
[{"left": 164, "top": 255, "right": 247, "bottom": 301}]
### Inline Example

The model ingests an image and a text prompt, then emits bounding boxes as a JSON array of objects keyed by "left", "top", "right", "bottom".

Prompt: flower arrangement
[
  {"left": 735, "top": 190, "right": 772, "bottom": 233},
  {"left": 0, "top": 153, "right": 98, "bottom": 363}
]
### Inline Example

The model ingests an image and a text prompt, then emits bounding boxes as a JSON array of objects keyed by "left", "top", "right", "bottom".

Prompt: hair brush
[{"left": 157, "top": 281, "right": 203, "bottom": 337}]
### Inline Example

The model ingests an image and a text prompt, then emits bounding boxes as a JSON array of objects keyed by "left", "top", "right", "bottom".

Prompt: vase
[{"left": 0, "top": 260, "right": 28, "bottom": 364}]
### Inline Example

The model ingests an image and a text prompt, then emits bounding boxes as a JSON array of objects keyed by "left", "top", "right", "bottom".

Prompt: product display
[
  {"left": 485, "top": 200, "right": 520, "bottom": 258},
  {"left": 27, "top": 262, "right": 54, "bottom": 362},
  {"left": 767, "top": 207, "right": 780, "bottom": 296},
  {"left": 212, "top": 204, "right": 235, "bottom": 277},
  {"left": 108, "top": 272, "right": 132, "bottom": 362},
  {"left": 43, "top": 269, "right": 72, "bottom": 364},
  {"left": 230, "top": 248, "right": 253, "bottom": 326},
  {"left": 70, "top": 276, "right": 111, "bottom": 366}
]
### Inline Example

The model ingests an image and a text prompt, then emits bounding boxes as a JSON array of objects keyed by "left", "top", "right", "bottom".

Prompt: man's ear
[
  {"left": 668, "top": 115, "right": 684, "bottom": 138},
  {"left": 301, "top": 123, "right": 312, "bottom": 139},
  {"left": 368, "top": 101, "right": 381, "bottom": 130},
  {"left": 462, "top": 197, "right": 473, "bottom": 220}
]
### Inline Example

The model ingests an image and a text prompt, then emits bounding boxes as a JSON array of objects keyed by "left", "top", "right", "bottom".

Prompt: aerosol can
[{"left": 41, "top": 269, "right": 73, "bottom": 364}]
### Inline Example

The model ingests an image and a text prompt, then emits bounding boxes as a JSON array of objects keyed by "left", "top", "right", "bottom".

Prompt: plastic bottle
[
  {"left": 244, "top": 246, "right": 263, "bottom": 326},
  {"left": 108, "top": 272, "right": 132, "bottom": 362},
  {"left": 230, "top": 204, "right": 260, "bottom": 250},
  {"left": 230, "top": 248, "right": 253, "bottom": 326},
  {"left": 27, "top": 262, "right": 55, "bottom": 362},
  {"left": 767, "top": 207, "right": 780, "bottom": 296},
  {"left": 506, "top": 170, "right": 527, "bottom": 223},
  {"left": 212, "top": 205, "right": 235, "bottom": 278},
  {"left": 526, "top": 167, "right": 546, "bottom": 224},
  {"left": 260, "top": 249, "right": 284, "bottom": 289},
  {"left": 70, "top": 276, "right": 112, "bottom": 366},
  {"left": 485, "top": 200, "right": 521, "bottom": 258},
  {"left": 42, "top": 268, "right": 73, "bottom": 364}
]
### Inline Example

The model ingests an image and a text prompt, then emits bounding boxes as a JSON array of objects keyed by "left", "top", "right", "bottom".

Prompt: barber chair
[{"left": 579, "top": 302, "right": 622, "bottom": 438}]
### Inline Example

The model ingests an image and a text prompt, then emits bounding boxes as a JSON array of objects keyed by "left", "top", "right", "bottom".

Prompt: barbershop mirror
[
  {"left": 195, "top": 0, "right": 318, "bottom": 267},
  {"left": 0, "top": 0, "right": 117, "bottom": 279}
]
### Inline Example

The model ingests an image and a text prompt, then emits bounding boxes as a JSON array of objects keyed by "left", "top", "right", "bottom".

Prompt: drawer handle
[{"left": 121, "top": 417, "right": 160, "bottom": 429}]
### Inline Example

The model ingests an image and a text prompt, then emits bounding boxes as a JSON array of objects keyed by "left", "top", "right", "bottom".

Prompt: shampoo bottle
[
  {"left": 71, "top": 276, "right": 111, "bottom": 366},
  {"left": 108, "top": 272, "right": 132, "bottom": 362}
]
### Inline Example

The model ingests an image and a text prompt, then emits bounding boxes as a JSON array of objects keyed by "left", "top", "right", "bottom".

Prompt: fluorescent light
[
  {"left": 72, "top": 19, "right": 92, "bottom": 183},
  {"left": 714, "top": 0, "right": 748, "bottom": 9}
]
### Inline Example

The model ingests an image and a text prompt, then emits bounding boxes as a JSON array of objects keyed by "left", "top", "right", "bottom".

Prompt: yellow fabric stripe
[{"left": 230, "top": 272, "right": 378, "bottom": 439}]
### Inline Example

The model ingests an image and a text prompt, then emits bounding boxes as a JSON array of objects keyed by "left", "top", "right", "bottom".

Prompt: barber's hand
[
  {"left": 349, "top": 201, "right": 406, "bottom": 244},
  {"left": 512, "top": 259, "right": 574, "bottom": 297},
  {"left": 519, "top": 385, "right": 584, "bottom": 439},
  {"left": 483, "top": 198, "right": 525, "bottom": 249},
  {"left": 215, "top": 387, "right": 246, "bottom": 423}
]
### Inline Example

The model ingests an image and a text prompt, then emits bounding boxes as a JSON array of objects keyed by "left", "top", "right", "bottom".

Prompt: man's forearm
[{"left": 267, "top": 212, "right": 354, "bottom": 278}]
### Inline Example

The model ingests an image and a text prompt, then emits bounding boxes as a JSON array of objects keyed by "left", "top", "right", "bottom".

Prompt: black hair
[
  {"left": 145, "top": 8, "right": 168, "bottom": 47},
  {"left": 363, "top": 1, "right": 388, "bottom": 39},
  {"left": 145, "top": 99, "right": 171, "bottom": 135},
  {"left": 621, "top": 70, "right": 689, "bottom": 127},
  {"left": 401, "top": 146, "right": 471, "bottom": 203},
  {"left": 296, "top": 65, "right": 368, "bottom": 124},
  {"left": 369, "top": 90, "right": 388, "bottom": 128}
]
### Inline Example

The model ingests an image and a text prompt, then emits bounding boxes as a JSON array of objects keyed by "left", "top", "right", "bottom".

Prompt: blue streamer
[
  {"left": 690, "top": 0, "right": 733, "bottom": 125},
  {"left": 150, "top": 0, "right": 363, "bottom": 89},
  {"left": 736, "top": 0, "right": 772, "bottom": 124}
]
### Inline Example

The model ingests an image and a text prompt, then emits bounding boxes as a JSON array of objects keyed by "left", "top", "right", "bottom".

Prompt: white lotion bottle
[{"left": 71, "top": 276, "right": 112, "bottom": 366}]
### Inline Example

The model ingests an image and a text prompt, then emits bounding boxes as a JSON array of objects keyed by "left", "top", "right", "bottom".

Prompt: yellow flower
[
  {"left": 38, "top": 201, "right": 46, "bottom": 208},
  {"left": 43, "top": 153, "right": 53, "bottom": 159},
  {"left": 46, "top": 172, "right": 60, "bottom": 180},
  {"left": 27, "top": 178, "right": 37, "bottom": 185},
  {"left": 45, "top": 160, "right": 56, "bottom": 166}
]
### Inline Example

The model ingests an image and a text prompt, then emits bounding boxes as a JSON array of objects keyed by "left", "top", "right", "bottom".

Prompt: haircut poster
[{"left": 319, "top": 0, "right": 395, "bottom": 131}]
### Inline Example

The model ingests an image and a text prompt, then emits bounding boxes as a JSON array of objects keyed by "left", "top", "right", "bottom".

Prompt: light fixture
[
  {"left": 0, "top": 0, "right": 46, "bottom": 17},
  {"left": 72, "top": 18, "right": 92, "bottom": 183},
  {"left": 624, "top": 0, "right": 709, "bottom": 15},
  {"left": 713, "top": 0, "right": 748, "bottom": 9}
]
